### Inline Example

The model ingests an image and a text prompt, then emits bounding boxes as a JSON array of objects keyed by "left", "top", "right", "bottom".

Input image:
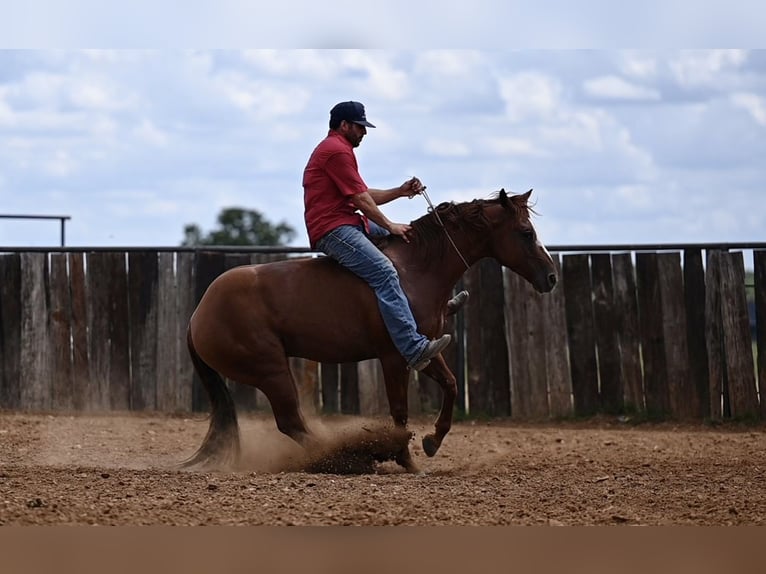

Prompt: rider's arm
[
  {"left": 367, "top": 177, "right": 424, "bottom": 206},
  {"left": 351, "top": 192, "right": 412, "bottom": 242}
]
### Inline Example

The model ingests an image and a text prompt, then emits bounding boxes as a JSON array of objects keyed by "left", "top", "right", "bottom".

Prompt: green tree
[{"left": 181, "top": 207, "right": 296, "bottom": 246}]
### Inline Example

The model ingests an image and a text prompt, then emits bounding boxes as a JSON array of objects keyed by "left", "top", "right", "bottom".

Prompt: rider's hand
[
  {"left": 388, "top": 222, "right": 413, "bottom": 243},
  {"left": 401, "top": 177, "right": 425, "bottom": 198}
]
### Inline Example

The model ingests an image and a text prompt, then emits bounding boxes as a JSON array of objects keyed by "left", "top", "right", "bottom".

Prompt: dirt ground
[{"left": 0, "top": 411, "right": 764, "bottom": 525}]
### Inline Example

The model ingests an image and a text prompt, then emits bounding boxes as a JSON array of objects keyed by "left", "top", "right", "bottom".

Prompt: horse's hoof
[
  {"left": 422, "top": 434, "right": 441, "bottom": 457},
  {"left": 394, "top": 447, "right": 420, "bottom": 473}
]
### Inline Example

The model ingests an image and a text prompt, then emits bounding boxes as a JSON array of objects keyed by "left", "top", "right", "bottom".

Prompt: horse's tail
[{"left": 179, "top": 325, "right": 241, "bottom": 469}]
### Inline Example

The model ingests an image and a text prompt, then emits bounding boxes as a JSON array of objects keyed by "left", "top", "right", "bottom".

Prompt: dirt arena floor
[{"left": 0, "top": 411, "right": 764, "bottom": 525}]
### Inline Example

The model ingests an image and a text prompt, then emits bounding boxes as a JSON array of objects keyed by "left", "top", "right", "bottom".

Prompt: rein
[{"left": 420, "top": 187, "right": 470, "bottom": 271}]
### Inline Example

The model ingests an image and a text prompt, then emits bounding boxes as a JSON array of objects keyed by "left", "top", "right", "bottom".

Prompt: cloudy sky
[{"left": 0, "top": 48, "right": 764, "bottom": 250}]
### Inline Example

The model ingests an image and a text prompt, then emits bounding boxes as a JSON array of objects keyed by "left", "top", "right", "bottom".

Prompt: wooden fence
[{"left": 1, "top": 247, "right": 764, "bottom": 420}]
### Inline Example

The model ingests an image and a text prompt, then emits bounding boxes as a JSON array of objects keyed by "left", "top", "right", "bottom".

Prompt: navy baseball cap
[{"left": 330, "top": 101, "right": 376, "bottom": 128}]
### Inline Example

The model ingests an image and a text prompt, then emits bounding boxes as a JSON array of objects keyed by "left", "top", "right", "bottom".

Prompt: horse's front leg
[
  {"left": 419, "top": 354, "right": 457, "bottom": 457},
  {"left": 380, "top": 356, "right": 418, "bottom": 472}
]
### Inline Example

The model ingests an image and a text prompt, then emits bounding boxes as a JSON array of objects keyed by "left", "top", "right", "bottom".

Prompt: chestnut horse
[{"left": 184, "top": 189, "right": 557, "bottom": 471}]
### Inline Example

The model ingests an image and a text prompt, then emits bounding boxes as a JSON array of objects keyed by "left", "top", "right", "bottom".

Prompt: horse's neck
[{"left": 385, "top": 227, "right": 486, "bottom": 300}]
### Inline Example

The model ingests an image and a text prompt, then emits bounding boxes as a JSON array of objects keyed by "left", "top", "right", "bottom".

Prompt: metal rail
[
  {"left": 0, "top": 242, "right": 765, "bottom": 254},
  {"left": 0, "top": 214, "right": 71, "bottom": 247}
]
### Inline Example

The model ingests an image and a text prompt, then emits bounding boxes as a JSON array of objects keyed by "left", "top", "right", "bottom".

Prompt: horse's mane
[{"left": 396, "top": 190, "right": 534, "bottom": 265}]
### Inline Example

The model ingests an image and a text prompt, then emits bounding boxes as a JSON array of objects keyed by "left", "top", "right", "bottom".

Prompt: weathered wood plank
[
  {"left": 563, "top": 254, "right": 599, "bottom": 416},
  {"left": 175, "top": 252, "right": 196, "bottom": 412},
  {"left": 705, "top": 250, "right": 725, "bottom": 419},
  {"left": 87, "top": 252, "right": 130, "bottom": 411},
  {"left": 754, "top": 250, "right": 766, "bottom": 419},
  {"left": 612, "top": 253, "right": 644, "bottom": 413},
  {"left": 636, "top": 252, "right": 670, "bottom": 418},
  {"left": 657, "top": 253, "right": 694, "bottom": 419},
  {"left": 506, "top": 269, "right": 548, "bottom": 418},
  {"left": 69, "top": 253, "right": 89, "bottom": 411},
  {"left": 483, "top": 261, "right": 511, "bottom": 417},
  {"left": 505, "top": 268, "right": 527, "bottom": 418},
  {"left": 128, "top": 251, "right": 159, "bottom": 410},
  {"left": 156, "top": 252, "right": 179, "bottom": 412},
  {"left": 407, "top": 369, "right": 423, "bottom": 416},
  {"left": 320, "top": 363, "right": 340, "bottom": 413},
  {"left": 523, "top": 275, "right": 549, "bottom": 418},
  {"left": 19, "top": 252, "right": 51, "bottom": 411},
  {"left": 224, "top": 253, "right": 251, "bottom": 272},
  {"left": 49, "top": 253, "right": 73, "bottom": 411},
  {"left": 719, "top": 251, "right": 758, "bottom": 418},
  {"left": 290, "top": 357, "right": 320, "bottom": 416},
  {"left": 684, "top": 248, "right": 710, "bottom": 418},
  {"left": 340, "top": 362, "right": 359, "bottom": 414},
  {"left": 591, "top": 254, "right": 622, "bottom": 414},
  {"left": 108, "top": 252, "right": 131, "bottom": 411},
  {"left": 465, "top": 260, "right": 510, "bottom": 416},
  {"left": 0, "top": 254, "right": 22, "bottom": 410},
  {"left": 543, "top": 255, "right": 572, "bottom": 418},
  {"left": 357, "top": 359, "right": 387, "bottom": 416}
]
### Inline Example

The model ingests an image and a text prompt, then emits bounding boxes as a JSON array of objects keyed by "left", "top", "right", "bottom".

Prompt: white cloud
[
  {"left": 241, "top": 49, "right": 341, "bottom": 80},
  {"left": 413, "top": 50, "right": 485, "bottom": 77},
  {"left": 669, "top": 49, "right": 748, "bottom": 88},
  {"left": 144, "top": 199, "right": 180, "bottom": 216},
  {"left": 484, "top": 137, "right": 545, "bottom": 157},
  {"left": 44, "top": 149, "right": 77, "bottom": 177},
  {"left": 88, "top": 115, "right": 119, "bottom": 139},
  {"left": 9, "top": 69, "right": 132, "bottom": 115},
  {"left": 615, "top": 184, "right": 653, "bottom": 209},
  {"left": 81, "top": 50, "right": 156, "bottom": 64},
  {"left": 8, "top": 72, "right": 66, "bottom": 106},
  {"left": 213, "top": 70, "right": 312, "bottom": 117},
  {"left": 731, "top": 92, "right": 766, "bottom": 127},
  {"left": 340, "top": 51, "right": 409, "bottom": 100},
  {"left": 423, "top": 139, "right": 470, "bottom": 157},
  {"left": 539, "top": 110, "right": 605, "bottom": 152},
  {"left": 498, "top": 72, "right": 561, "bottom": 122},
  {"left": 1, "top": 50, "right": 764, "bottom": 249},
  {"left": 583, "top": 75, "right": 660, "bottom": 101},
  {"left": 0, "top": 98, "right": 14, "bottom": 124},
  {"left": 69, "top": 81, "right": 128, "bottom": 111},
  {"left": 133, "top": 119, "right": 169, "bottom": 147},
  {"left": 620, "top": 52, "right": 657, "bottom": 79}
]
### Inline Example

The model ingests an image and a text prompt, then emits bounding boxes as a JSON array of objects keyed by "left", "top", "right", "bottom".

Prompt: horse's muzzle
[{"left": 536, "top": 272, "right": 558, "bottom": 293}]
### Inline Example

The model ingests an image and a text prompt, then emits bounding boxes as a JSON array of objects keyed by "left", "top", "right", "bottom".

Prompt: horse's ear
[
  {"left": 521, "top": 188, "right": 533, "bottom": 203},
  {"left": 499, "top": 188, "right": 509, "bottom": 207}
]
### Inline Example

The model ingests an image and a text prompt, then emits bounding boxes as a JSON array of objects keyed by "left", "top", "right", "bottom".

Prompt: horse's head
[{"left": 485, "top": 189, "right": 557, "bottom": 293}]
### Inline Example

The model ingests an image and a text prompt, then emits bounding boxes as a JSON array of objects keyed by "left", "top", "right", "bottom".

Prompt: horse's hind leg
[{"left": 238, "top": 359, "right": 315, "bottom": 450}]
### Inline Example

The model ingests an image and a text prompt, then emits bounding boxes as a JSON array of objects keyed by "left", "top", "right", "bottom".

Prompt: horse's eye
[{"left": 521, "top": 229, "right": 534, "bottom": 241}]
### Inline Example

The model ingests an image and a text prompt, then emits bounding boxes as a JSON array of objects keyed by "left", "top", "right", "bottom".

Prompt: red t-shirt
[{"left": 303, "top": 130, "right": 368, "bottom": 247}]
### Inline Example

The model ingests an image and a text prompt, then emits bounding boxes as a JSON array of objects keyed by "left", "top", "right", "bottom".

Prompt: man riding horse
[
  {"left": 303, "top": 101, "right": 459, "bottom": 371},
  {"left": 184, "top": 102, "right": 556, "bottom": 471}
]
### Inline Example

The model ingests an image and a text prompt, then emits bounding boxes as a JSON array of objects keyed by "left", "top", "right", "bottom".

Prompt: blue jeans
[{"left": 316, "top": 223, "right": 429, "bottom": 365}]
